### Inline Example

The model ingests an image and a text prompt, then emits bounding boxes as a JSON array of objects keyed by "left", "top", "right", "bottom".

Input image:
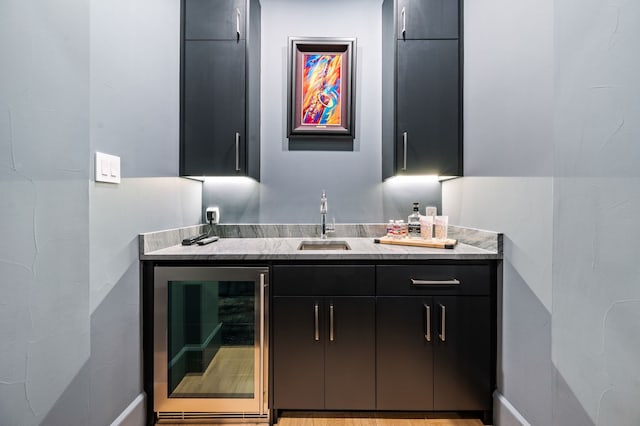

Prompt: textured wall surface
[
  {"left": 0, "top": 1, "right": 91, "bottom": 424},
  {"left": 445, "top": 0, "right": 640, "bottom": 425},
  {"left": 0, "top": 0, "right": 202, "bottom": 425},
  {"left": 552, "top": 0, "right": 640, "bottom": 424}
]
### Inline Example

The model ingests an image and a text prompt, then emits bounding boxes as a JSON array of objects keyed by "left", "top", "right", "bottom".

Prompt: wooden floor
[
  {"left": 276, "top": 412, "right": 485, "bottom": 426},
  {"left": 159, "top": 413, "right": 485, "bottom": 426}
]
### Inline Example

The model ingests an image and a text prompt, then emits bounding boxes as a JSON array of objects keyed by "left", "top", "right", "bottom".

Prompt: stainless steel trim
[
  {"left": 411, "top": 278, "right": 461, "bottom": 286},
  {"left": 402, "top": 131, "right": 408, "bottom": 170},
  {"left": 329, "top": 303, "right": 335, "bottom": 342},
  {"left": 153, "top": 266, "right": 269, "bottom": 415},
  {"left": 439, "top": 303, "right": 446, "bottom": 342},
  {"left": 314, "top": 303, "right": 320, "bottom": 341},
  {"left": 259, "top": 273, "right": 265, "bottom": 415},
  {"left": 401, "top": 6, "right": 406, "bottom": 37},
  {"left": 424, "top": 304, "right": 431, "bottom": 342},
  {"left": 235, "top": 132, "right": 241, "bottom": 171},
  {"left": 236, "top": 8, "right": 241, "bottom": 38}
]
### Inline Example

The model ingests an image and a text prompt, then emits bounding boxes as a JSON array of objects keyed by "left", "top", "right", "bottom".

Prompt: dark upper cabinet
[
  {"left": 182, "top": 41, "right": 246, "bottom": 176},
  {"left": 180, "top": 0, "right": 260, "bottom": 178},
  {"left": 382, "top": 0, "right": 462, "bottom": 178},
  {"left": 184, "top": 0, "right": 246, "bottom": 40},
  {"left": 396, "top": 39, "right": 459, "bottom": 176},
  {"left": 397, "top": 0, "right": 459, "bottom": 39}
]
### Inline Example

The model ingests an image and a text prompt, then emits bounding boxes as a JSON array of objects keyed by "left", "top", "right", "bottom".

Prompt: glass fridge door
[{"left": 154, "top": 266, "right": 268, "bottom": 415}]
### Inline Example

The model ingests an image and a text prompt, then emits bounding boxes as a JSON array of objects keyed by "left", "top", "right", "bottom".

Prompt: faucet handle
[{"left": 326, "top": 217, "right": 336, "bottom": 234}]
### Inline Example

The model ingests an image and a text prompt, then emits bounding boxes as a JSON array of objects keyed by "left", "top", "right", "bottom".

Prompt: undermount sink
[{"left": 297, "top": 240, "right": 351, "bottom": 251}]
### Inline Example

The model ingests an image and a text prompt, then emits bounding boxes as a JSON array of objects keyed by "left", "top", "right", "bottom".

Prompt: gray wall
[
  {"left": 0, "top": 1, "right": 91, "bottom": 425},
  {"left": 552, "top": 0, "right": 640, "bottom": 424},
  {"left": 445, "top": 0, "right": 640, "bottom": 425},
  {"left": 202, "top": 0, "right": 442, "bottom": 224},
  {"left": 0, "top": 0, "right": 202, "bottom": 425}
]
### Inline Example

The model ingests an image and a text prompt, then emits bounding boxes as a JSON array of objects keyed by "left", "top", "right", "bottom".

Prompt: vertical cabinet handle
[
  {"left": 401, "top": 6, "right": 406, "bottom": 38},
  {"left": 236, "top": 8, "right": 241, "bottom": 39},
  {"left": 402, "top": 131, "right": 408, "bottom": 170},
  {"left": 424, "top": 304, "right": 431, "bottom": 342},
  {"left": 235, "top": 132, "right": 241, "bottom": 171},
  {"left": 314, "top": 303, "right": 319, "bottom": 341},
  {"left": 329, "top": 303, "right": 335, "bottom": 342},
  {"left": 439, "top": 303, "right": 446, "bottom": 342}
]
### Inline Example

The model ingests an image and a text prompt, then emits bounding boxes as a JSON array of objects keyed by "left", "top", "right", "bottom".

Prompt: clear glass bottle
[{"left": 408, "top": 202, "right": 421, "bottom": 238}]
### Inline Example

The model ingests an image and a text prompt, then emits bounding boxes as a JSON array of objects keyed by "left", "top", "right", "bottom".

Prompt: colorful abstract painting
[{"left": 300, "top": 54, "right": 342, "bottom": 126}]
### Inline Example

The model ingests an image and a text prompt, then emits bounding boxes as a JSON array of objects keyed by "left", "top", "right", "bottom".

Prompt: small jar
[
  {"left": 386, "top": 220, "right": 394, "bottom": 237},
  {"left": 396, "top": 220, "right": 407, "bottom": 238}
]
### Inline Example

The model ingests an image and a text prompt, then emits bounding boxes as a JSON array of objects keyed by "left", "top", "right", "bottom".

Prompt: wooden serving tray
[{"left": 374, "top": 236, "right": 458, "bottom": 249}]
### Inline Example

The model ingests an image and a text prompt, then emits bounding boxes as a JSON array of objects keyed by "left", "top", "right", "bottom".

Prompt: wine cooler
[{"left": 153, "top": 266, "right": 269, "bottom": 422}]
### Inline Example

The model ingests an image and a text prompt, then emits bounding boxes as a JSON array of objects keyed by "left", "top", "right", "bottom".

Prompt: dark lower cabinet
[
  {"left": 377, "top": 296, "right": 490, "bottom": 411},
  {"left": 272, "top": 262, "right": 495, "bottom": 424},
  {"left": 272, "top": 265, "right": 376, "bottom": 411},
  {"left": 376, "top": 297, "right": 434, "bottom": 410},
  {"left": 433, "top": 296, "right": 491, "bottom": 411},
  {"left": 272, "top": 296, "right": 376, "bottom": 410}
]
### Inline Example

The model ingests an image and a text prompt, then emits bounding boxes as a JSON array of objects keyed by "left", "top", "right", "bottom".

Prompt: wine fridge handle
[
  {"left": 314, "top": 303, "right": 320, "bottom": 341},
  {"left": 439, "top": 303, "right": 446, "bottom": 342},
  {"left": 259, "top": 273, "right": 266, "bottom": 415}
]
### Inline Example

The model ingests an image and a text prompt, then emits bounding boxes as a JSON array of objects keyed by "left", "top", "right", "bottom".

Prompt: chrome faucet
[{"left": 320, "top": 190, "right": 333, "bottom": 239}]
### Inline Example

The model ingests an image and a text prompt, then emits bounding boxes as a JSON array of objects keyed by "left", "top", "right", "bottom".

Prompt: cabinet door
[
  {"left": 324, "top": 297, "right": 376, "bottom": 410},
  {"left": 433, "top": 296, "right": 492, "bottom": 411},
  {"left": 272, "top": 297, "right": 324, "bottom": 409},
  {"left": 396, "top": 39, "right": 460, "bottom": 176},
  {"left": 376, "top": 297, "right": 434, "bottom": 410},
  {"left": 397, "top": 0, "right": 458, "bottom": 39},
  {"left": 182, "top": 40, "right": 246, "bottom": 176},
  {"left": 184, "top": 0, "right": 246, "bottom": 40}
]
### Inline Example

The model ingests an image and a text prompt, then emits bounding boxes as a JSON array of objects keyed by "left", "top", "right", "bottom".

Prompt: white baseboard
[
  {"left": 111, "top": 393, "right": 146, "bottom": 426},
  {"left": 494, "top": 391, "right": 531, "bottom": 426}
]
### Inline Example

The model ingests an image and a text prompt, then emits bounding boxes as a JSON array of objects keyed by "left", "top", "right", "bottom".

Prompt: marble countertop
[{"left": 140, "top": 224, "right": 502, "bottom": 261}]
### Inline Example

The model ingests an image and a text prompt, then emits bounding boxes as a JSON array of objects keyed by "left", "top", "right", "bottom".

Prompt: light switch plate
[{"left": 95, "top": 152, "right": 121, "bottom": 184}]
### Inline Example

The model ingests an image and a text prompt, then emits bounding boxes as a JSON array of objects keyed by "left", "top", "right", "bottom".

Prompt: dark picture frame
[{"left": 288, "top": 37, "right": 356, "bottom": 138}]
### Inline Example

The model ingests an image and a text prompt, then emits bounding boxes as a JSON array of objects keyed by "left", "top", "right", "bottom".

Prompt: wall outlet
[{"left": 206, "top": 207, "right": 220, "bottom": 224}]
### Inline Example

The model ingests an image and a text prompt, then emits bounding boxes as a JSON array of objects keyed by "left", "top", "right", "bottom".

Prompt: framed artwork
[{"left": 288, "top": 37, "right": 356, "bottom": 138}]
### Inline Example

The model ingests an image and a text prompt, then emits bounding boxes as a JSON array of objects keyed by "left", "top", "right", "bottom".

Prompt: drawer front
[
  {"left": 376, "top": 264, "right": 491, "bottom": 296},
  {"left": 274, "top": 265, "right": 375, "bottom": 296}
]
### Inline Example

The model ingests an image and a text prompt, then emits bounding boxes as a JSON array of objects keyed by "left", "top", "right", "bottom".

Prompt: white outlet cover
[{"left": 95, "top": 152, "right": 121, "bottom": 184}]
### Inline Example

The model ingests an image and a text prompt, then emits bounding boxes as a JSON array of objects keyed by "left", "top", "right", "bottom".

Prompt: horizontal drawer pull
[{"left": 411, "top": 278, "right": 460, "bottom": 286}]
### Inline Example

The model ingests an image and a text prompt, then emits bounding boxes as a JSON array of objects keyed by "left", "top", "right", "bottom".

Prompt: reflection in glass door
[{"left": 154, "top": 267, "right": 268, "bottom": 419}]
